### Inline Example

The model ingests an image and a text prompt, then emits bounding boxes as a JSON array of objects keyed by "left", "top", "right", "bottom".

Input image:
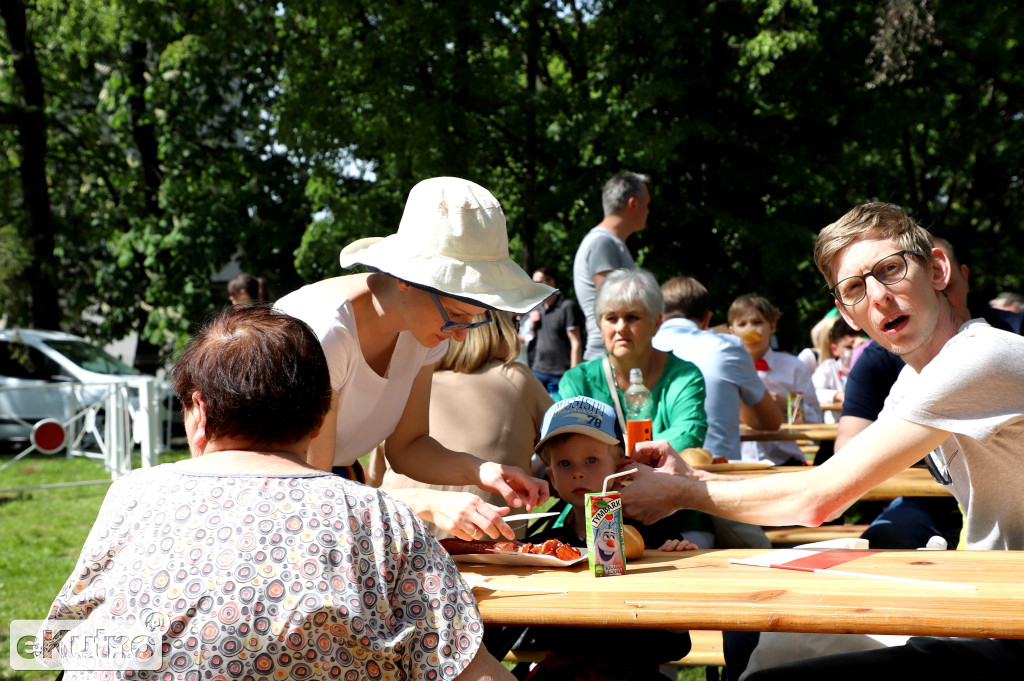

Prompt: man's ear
[
  {"left": 700, "top": 311, "right": 712, "bottom": 330},
  {"left": 930, "top": 247, "right": 952, "bottom": 292}
]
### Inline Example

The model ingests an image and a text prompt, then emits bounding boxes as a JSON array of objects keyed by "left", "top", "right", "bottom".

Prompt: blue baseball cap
[{"left": 535, "top": 397, "right": 622, "bottom": 452}]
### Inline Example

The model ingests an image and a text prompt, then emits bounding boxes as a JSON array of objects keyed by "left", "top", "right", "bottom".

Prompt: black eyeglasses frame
[
  {"left": 430, "top": 293, "right": 493, "bottom": 333},
  {"left": 829, "top": 250, "right": 925, "bottom": 306}
]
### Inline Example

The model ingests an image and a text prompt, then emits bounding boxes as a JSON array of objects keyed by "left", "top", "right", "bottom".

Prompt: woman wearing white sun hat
[{"left": 276, "top": 177, "right": 555, "bottom": 541}]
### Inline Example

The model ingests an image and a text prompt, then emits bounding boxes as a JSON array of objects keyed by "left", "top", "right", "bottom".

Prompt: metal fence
[{"left": 0, "top": 379, "right": 174, "bottom": 492}]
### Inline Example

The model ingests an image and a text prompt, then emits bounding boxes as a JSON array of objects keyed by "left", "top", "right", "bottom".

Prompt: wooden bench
[
  {"left": 677, "top": 629, "right": 725, "bottom": 667},
  {"left": 764, "top": 524, "right": 870, "bottom": 547},
  {"left": 503, "top": 628, "right": 725, "bottom": 668}
]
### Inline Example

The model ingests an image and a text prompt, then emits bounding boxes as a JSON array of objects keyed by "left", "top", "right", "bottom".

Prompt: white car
[{"left": 0, "top": 329, "right": 172, "bottom": 448}]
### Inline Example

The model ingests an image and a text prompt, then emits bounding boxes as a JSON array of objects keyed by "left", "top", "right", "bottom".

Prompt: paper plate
[{"left": 450, "top": 549, "right": 587, "bottom": 568}]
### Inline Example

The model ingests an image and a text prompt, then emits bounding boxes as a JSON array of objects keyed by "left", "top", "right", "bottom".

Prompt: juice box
[
  {"left": 584, "top": 491, "right": 626, "bottom": 577},
  {"left": 625, "top": 419, "right": 652, "bottom": 458}
]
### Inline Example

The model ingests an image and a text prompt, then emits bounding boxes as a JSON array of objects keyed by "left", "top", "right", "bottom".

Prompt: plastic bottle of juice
[{"left": 623, "top": 368, "right": 653, "bottom": 456}]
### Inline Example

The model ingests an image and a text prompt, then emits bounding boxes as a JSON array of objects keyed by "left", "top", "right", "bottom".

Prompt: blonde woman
[{"left": 371, "top": 311, "right": 553, "bottom": 538}]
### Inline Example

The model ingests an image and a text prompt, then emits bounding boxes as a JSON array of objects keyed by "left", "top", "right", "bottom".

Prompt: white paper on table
[{"left": 462, "top": 574, "right": 569, "bottom": 594}]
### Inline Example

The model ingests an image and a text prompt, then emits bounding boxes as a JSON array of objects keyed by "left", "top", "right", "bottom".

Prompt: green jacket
[{"left": 556, "top": 353, "right": 708, "bottom": 451}]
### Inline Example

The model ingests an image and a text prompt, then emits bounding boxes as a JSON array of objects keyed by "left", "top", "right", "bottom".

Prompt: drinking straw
[{"left": 603, "top": 468, "right": 638, "bottom": 494}]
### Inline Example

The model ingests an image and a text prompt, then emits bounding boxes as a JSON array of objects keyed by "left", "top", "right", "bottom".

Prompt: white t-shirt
[
  {"left": 811, "top": 358, "right": 846, "bottom": 423},
  {"left": 276, "top": 282, "right": 447, "bottom": 466},
  {"left": 884, "top": 319, "right": 1024, "bottom": 550},
  {"left": 741, "top": 348, "right": 821, "bottom": 464}
]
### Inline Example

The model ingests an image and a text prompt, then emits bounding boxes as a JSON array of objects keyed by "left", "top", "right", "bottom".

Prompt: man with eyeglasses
[
  {"left": 617, "top": 202, "right": 1024, "bottom": 679},
  {"left": 835, "top": 235, "right": 1020, "bottom": 552}
]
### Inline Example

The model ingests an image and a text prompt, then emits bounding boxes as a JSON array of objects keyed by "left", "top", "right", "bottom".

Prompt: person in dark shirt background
[{"left": 528, "top": 266, "right": 585, "bottom": 394}]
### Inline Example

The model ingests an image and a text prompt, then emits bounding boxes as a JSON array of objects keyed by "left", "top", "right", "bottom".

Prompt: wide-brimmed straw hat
[{"left": 338, "top": 177, "right": 555, "bottom": 313}]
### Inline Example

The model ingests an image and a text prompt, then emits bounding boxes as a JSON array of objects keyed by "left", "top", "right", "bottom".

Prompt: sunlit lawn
[{"left": 0, "top": 448, "right": 189, "bottom": 681}]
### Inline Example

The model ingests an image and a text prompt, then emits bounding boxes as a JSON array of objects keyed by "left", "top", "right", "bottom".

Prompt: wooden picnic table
[
  {"left": 740, "top": 422, "right": 838, "bottom": 442},
  {"left": 461, "top": 548, "right": 1024, "bottom": 638}
]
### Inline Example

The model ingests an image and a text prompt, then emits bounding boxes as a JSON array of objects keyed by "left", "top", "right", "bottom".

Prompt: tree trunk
[
  {"left": 126, "top": 39, "right": 165, "bottom": 372},
  {"left": 128, "top": 40, "right": 162, "bottom": 212},
  {"left": 1, "top": 0, "right": 60, "bottom": 329},
  {"left": 520, "top": 1, "right": 540, "bottom": 275}
]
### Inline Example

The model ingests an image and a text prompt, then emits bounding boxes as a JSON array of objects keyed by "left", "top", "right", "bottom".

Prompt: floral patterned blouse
[{"left": 40, "top": 465, "right": 482, "bottom": 680}]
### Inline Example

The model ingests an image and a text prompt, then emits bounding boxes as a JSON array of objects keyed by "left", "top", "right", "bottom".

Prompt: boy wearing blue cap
[{"left": 528, "top": 396, "right": 700, "bottom": 551}]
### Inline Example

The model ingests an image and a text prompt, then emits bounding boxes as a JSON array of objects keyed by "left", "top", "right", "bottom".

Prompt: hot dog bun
[
  {"left": 623, "top": 524, "right": 645, "bottom": 559},
  {"left": 680, "top": 447, "right": 714, "bottom": 466}
]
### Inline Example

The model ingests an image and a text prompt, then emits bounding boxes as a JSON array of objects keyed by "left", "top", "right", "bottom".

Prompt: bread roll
[
  {"left": 680, "top": 447, "right": 714, "bottom": 466},
  {"left": 623, "top": 524, "right": 645, "bottom": 559}
]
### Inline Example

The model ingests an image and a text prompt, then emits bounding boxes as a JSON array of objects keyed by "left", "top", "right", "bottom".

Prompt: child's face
[
  {"left": 544, "top": 434, "right": 620, "bottom": 508},
  {"left": 730, "top": 311, "right": 775, "bottom": 358},
  {"left": 831, "top": 334, "right": 862, "bottom": 359}
]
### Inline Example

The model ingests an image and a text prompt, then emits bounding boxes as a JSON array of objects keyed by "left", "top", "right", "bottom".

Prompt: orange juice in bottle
[{"left": 623, "top": 368, "right": 652, "bottom": 456}]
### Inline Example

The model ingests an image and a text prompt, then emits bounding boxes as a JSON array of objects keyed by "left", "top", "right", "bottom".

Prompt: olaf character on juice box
[{"left": 586, "top": 491, "right": 626, "bottom": 576}]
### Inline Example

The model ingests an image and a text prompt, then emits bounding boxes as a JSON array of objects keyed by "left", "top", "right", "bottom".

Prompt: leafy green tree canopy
[{"left": 1, "top": 0, "right": 1021, "bottom": 359}]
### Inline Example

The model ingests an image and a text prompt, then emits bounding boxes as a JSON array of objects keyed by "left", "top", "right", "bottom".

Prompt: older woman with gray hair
[
  {"left": 556, "top": 267, "right": 716, "bottom": 547},
  {"left": 558, "top": 268, "right": 708, "bottom": 451}
]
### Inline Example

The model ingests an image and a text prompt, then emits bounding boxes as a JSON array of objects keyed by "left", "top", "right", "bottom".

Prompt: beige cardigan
[{"left": 371, "top": 359, "right": 553, "bottom": 539}]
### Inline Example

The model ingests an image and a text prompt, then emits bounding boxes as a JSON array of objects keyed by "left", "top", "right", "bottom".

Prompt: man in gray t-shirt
[{"left": 572, "top": 172, "right": 650, "bottom": 360}]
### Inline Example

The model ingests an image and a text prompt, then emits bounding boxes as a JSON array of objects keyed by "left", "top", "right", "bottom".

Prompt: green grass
[
  {"left": 0, "top": 449, "right": 715, "bottom": 681},
  {"left": 0, "top": 448, "right": 190, "bottom": 681}
]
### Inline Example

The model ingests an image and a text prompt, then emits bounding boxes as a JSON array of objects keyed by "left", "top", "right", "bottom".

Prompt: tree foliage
[
  {"left": 1, "top": 0, "right": 1022, "bottom": 360},
  {"left": 1, "top": 0, "right": 312, "bottom": 365}
]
